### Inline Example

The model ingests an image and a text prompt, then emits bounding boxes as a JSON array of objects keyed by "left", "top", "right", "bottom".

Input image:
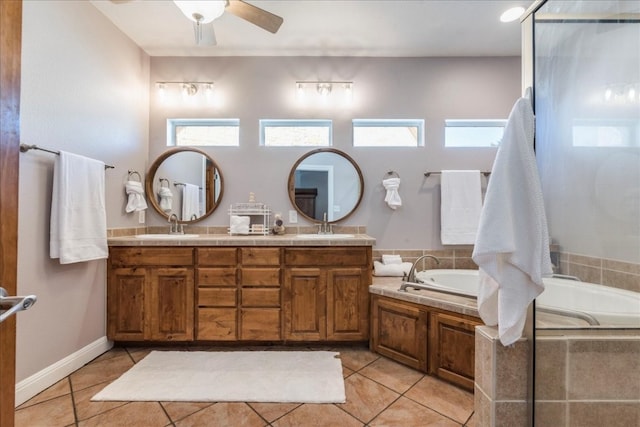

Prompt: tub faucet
[
  {"left": 405, "top": 254, "right": 440, "bottom": 283},
  {"left": 168, "top": 213, "right": 183, "bottom": 234}
]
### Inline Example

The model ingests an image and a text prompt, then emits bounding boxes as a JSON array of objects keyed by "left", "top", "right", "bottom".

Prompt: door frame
[{"left": 0, "top": 1, "right": 22, "bottom": 426}]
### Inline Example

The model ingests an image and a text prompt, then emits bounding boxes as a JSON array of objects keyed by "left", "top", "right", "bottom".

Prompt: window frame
[
  {"left": 352, "top": 119, "right": 425, "bottom": 147},
  {"left": 167, "top": 118, "right": 240, "bottom": 147},
  {"left": 259, "top": 119, "right": 333, "bottom": 147}
]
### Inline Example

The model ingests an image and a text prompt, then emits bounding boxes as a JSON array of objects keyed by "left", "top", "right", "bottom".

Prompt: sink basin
[
  {"left": 295, "top": 234, "right": 355, "bottom": 239},
  {"left": 134, "top": 234, "right": 200, "bottom": 239}
]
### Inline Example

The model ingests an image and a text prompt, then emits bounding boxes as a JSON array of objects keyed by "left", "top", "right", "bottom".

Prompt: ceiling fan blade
[
  {"left": 225, "top": 0, "right": 283, "bottom": 34},
  {"left": 198, "top": 22, "right": 217, "bottom": 46}
]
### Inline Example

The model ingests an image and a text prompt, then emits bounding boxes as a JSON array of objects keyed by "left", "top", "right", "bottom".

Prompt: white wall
[
  {"left": 17, "top": 1, "right": 149, "bottom": 382},
  {"left": 148, "top": 56, "right": 521, "bottom": 249}
]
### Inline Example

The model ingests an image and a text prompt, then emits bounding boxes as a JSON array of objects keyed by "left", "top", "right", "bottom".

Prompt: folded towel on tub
[
  {"left": 381, "top": 254, "right": 403, "bottom": 265},
  {"left": 373, "top": 261, "right": 413, "bottom": 277}
]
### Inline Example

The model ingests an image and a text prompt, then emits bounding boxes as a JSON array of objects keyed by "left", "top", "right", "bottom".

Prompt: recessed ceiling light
[{"left": 500, "top": 6, "right": 526, "bottom": 23}]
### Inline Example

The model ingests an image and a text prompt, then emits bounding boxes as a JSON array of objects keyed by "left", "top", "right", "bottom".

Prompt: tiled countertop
[
  {"left": 108, "top": 233, "right": 376, "bottom": 247},
  {"left": 370, "top": 276, "right": 480, "bottom": 318}
]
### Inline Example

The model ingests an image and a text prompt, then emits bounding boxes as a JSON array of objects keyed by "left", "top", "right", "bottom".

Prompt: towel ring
[
  {"left": 127, "top": 170, "right": 142, "bottom": 182},
  {"left": 384, "top": 170, "right": 400, "bottom": 179},
  {"left": 159, "top": 178, "right": 169, "bottom": 188}
]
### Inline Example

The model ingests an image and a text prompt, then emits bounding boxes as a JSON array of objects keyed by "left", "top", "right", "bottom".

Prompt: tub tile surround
[{"left": 558, "top": 251, "right": 640, "bottom": 293}]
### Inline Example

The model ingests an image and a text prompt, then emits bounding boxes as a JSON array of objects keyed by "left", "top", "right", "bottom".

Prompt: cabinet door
[
  {"left": 107, "top": 267, "right": 147, "bottom": 341},
  {"left": 148, "top": 267, "right": 194, "bottom": 341},
  {"left": 327, "top": 268, "right": 369, "bottom": 341},
  {"left": 429, "top": 312, "right": 480, "bottom": 391},
  {"left": 371, "top": 296, "right": 428, "bottom": 371},
  {"left": 284, "top": 268, "right": 326, "bottom": 340}
]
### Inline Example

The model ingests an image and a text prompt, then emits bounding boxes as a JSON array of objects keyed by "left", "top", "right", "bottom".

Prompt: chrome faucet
[
  {"left": 317, "top": 212, "right": 333, "bottom": 235},
  {"left": 168, "top": 213, "right": 183, "bottom": 234},
  {"left": 405, "top": 254, "right": 440, "bottom": 283}
]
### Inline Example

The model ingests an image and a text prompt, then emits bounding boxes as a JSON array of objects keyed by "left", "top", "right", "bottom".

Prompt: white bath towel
[
  {"left": 181, "top": 183, "right": 200, "bottom": 221},
  {"left": 50, "top": 151, "right": 108, "bottom": 264},
  {"left": 158, "top": 187, "right": 173, "bottom": 212},
  {"left": 382, "top": 178, "right": 402, "bottom": 210},
  {"left": 382, "top": 254, "right": 403, "bottom": 265},
  {"left": 125, "top": 181, "right": 147, "bottom": 213},
  {"left": 230, "top": 215, "right": 250, "bottom": 235},
  {"left": 440, "top": 170, "right": 482, "bottom": 245},
  {"left": 373, "top": 261, "right": 413, "bottom": 277},
  {"left": 472, "top": 96, "right": 553, "bottom": 346}
]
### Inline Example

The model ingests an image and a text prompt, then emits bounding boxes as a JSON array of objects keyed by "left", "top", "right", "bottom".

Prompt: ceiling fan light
[{"left": 174, "top": 0, "right": 226, "bottom": 24}]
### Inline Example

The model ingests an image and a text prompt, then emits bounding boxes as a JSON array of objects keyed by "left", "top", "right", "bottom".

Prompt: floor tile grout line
[{"left": 68, "top": 374, "right": 80, "bottom": 426}]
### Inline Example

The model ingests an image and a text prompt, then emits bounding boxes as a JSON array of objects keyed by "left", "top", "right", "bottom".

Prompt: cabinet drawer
[
  {"left": 197, "top": 268, "right": 237, "bottom": 286},
  {"left": 240, "top": 308, "right": 281, "bottom": 340},
  {"left": 285, "top": 248, "right": 369, "bottom": 267},
  {"left": 240, "top": 248, "right": 281, "bottom": 265},
  {"left": 197, "top": 308, "right": 237, "bottom": 341},
  {"left": 197, "top": 248, "right": 238, "bottom": 266},
  {"left": 241, "top": 288, "right": 280, "bottom": 307},
  {"left": 240, "top": 268, "right": 281, "bottom": 286},
  {"left": 199, "top": 288, "right": 237, "bottom": 307},
  {"left": 110, "top": 247, "right": 194, "bottom": 267}
]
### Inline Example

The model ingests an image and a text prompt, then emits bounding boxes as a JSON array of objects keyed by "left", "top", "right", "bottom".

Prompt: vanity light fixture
[
  {"left": 156, "top": 81, "right": 214, "bottom": 95},
  {"left": 295, "top": 80, "right": 354, "bottom": 105}
]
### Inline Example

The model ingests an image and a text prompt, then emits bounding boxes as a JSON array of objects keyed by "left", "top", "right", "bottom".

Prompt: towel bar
[
  {"left": 20, "top": 144, "right": 115, "bottom": 169},
  {"left": 424, "top": 171, "right": 491, "bottom": 178}
]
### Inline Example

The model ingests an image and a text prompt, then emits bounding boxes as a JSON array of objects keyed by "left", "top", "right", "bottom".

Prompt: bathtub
[{"left": 410, "top": 269, "right": 640, "bottom": 328}]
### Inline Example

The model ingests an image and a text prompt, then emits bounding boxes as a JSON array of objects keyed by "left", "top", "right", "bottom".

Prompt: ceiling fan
[{"left": 173, "top": 0, "right": 283, "bottom": 46}]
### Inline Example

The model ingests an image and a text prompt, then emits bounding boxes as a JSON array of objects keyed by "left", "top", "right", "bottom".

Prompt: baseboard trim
[{"left": 15, "top": 336, "right": 113, "bottom": 407}]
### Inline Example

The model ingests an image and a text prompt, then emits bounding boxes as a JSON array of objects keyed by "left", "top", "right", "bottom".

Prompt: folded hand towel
[
  {"left": 472, "top": 95, "right": 553, "bottom": 346},
  {"left": 158, "top": 187, "right": 173, "bottom": 212},
  {"left": 50, "top": 151, "right": 108, "bottom": 264},
  {"left": 181, "top": 183, "right": 200, "bottom": 221},
  {"left": 125, "top": 181, "right": 148, "bottom": 213},
  {"left": 230, "top": 215, "right": 250, "bottom": 235},
  {"left": 373, "top": 261, "right": 413, "bottom": 277},
  {"left": 381, "top": 254, "right": 403, "bottom": 265},
  {"left": 440, "top": 170, "right": 482, "bottom": 245},
  {"left": 383, "top": 178, "right": 402, "bottom": 210}
]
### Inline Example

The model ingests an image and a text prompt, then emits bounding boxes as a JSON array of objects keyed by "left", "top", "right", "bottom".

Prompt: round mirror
[
  {"left": 288, "top": 148, "right": 364, "bottom": 223},
  {"left": 145, "top": 147, "right": 224, "bottom": 223}
]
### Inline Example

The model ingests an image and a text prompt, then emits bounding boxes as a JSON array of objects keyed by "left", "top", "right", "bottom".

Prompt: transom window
[
  {"left": 444, "top": 119, "right": 506, "bottom": 147},
  {"left": 167, "top": 118, "right": 240, "bottom": 147},
  {"left": 352, "top": 119, "right": 424, "bottom": 147},
  {"left": 260, "top": 119, "right": 332, "bottom": 147}
]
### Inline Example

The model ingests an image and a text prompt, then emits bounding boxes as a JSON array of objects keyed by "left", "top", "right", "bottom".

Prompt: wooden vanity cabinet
[
  {"left": 428, "top": 311, "right": 480, "bottom": 391},
  {"left": 107, "top": 247, "right": 194, "bottom": 341},
  {"left": 371, "top": 296, "right": 428, "bottom": 371},
  {"left": 370, "top": 294, "right": 480, "bottom": 391},
  {"left": 195, "top": 247, "right": 282, "bottom": 341},
  {"left": 284, "top": 247, "right": 371, "bottom": 341}
]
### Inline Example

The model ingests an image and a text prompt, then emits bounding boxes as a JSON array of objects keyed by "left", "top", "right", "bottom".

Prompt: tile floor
[{"left": 15, "top": 344, "right": 476, "bottom": 427}]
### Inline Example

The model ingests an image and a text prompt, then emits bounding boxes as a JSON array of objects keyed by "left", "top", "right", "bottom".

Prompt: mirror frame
[
  {"left": 145, "top": 147, "right": 224, "bottom": 223},
  {"left": 287, "top": 148, "right": 364, "bottom": 223}
]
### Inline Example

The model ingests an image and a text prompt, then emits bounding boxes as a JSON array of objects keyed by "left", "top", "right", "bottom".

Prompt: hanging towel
[
  {"left": 181, "top": 183, "right": 200, "bottom": 221},
  {"left": 230, "top": 215, "right": 250, "bottom": 235},
  {"left": 158, "top": 187, "right": 173, "bottom": 212},
  {"left": 50, "top": 151, "right": 108, "bottom": 264},
  {"left": 125, "top": 181, "right": 147, "bottom": 213},
  {"left": 472, "top": 96, "right": 553, "bottom": 346},
  {"left": 382, "top": 177, "right": 402, "bottom": 210},
  {"left": 440, "top": 170, "right": 482, "bottom": 244},
  {"left": 373, "top": 261, "right": 413, "bottom": 277}
]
